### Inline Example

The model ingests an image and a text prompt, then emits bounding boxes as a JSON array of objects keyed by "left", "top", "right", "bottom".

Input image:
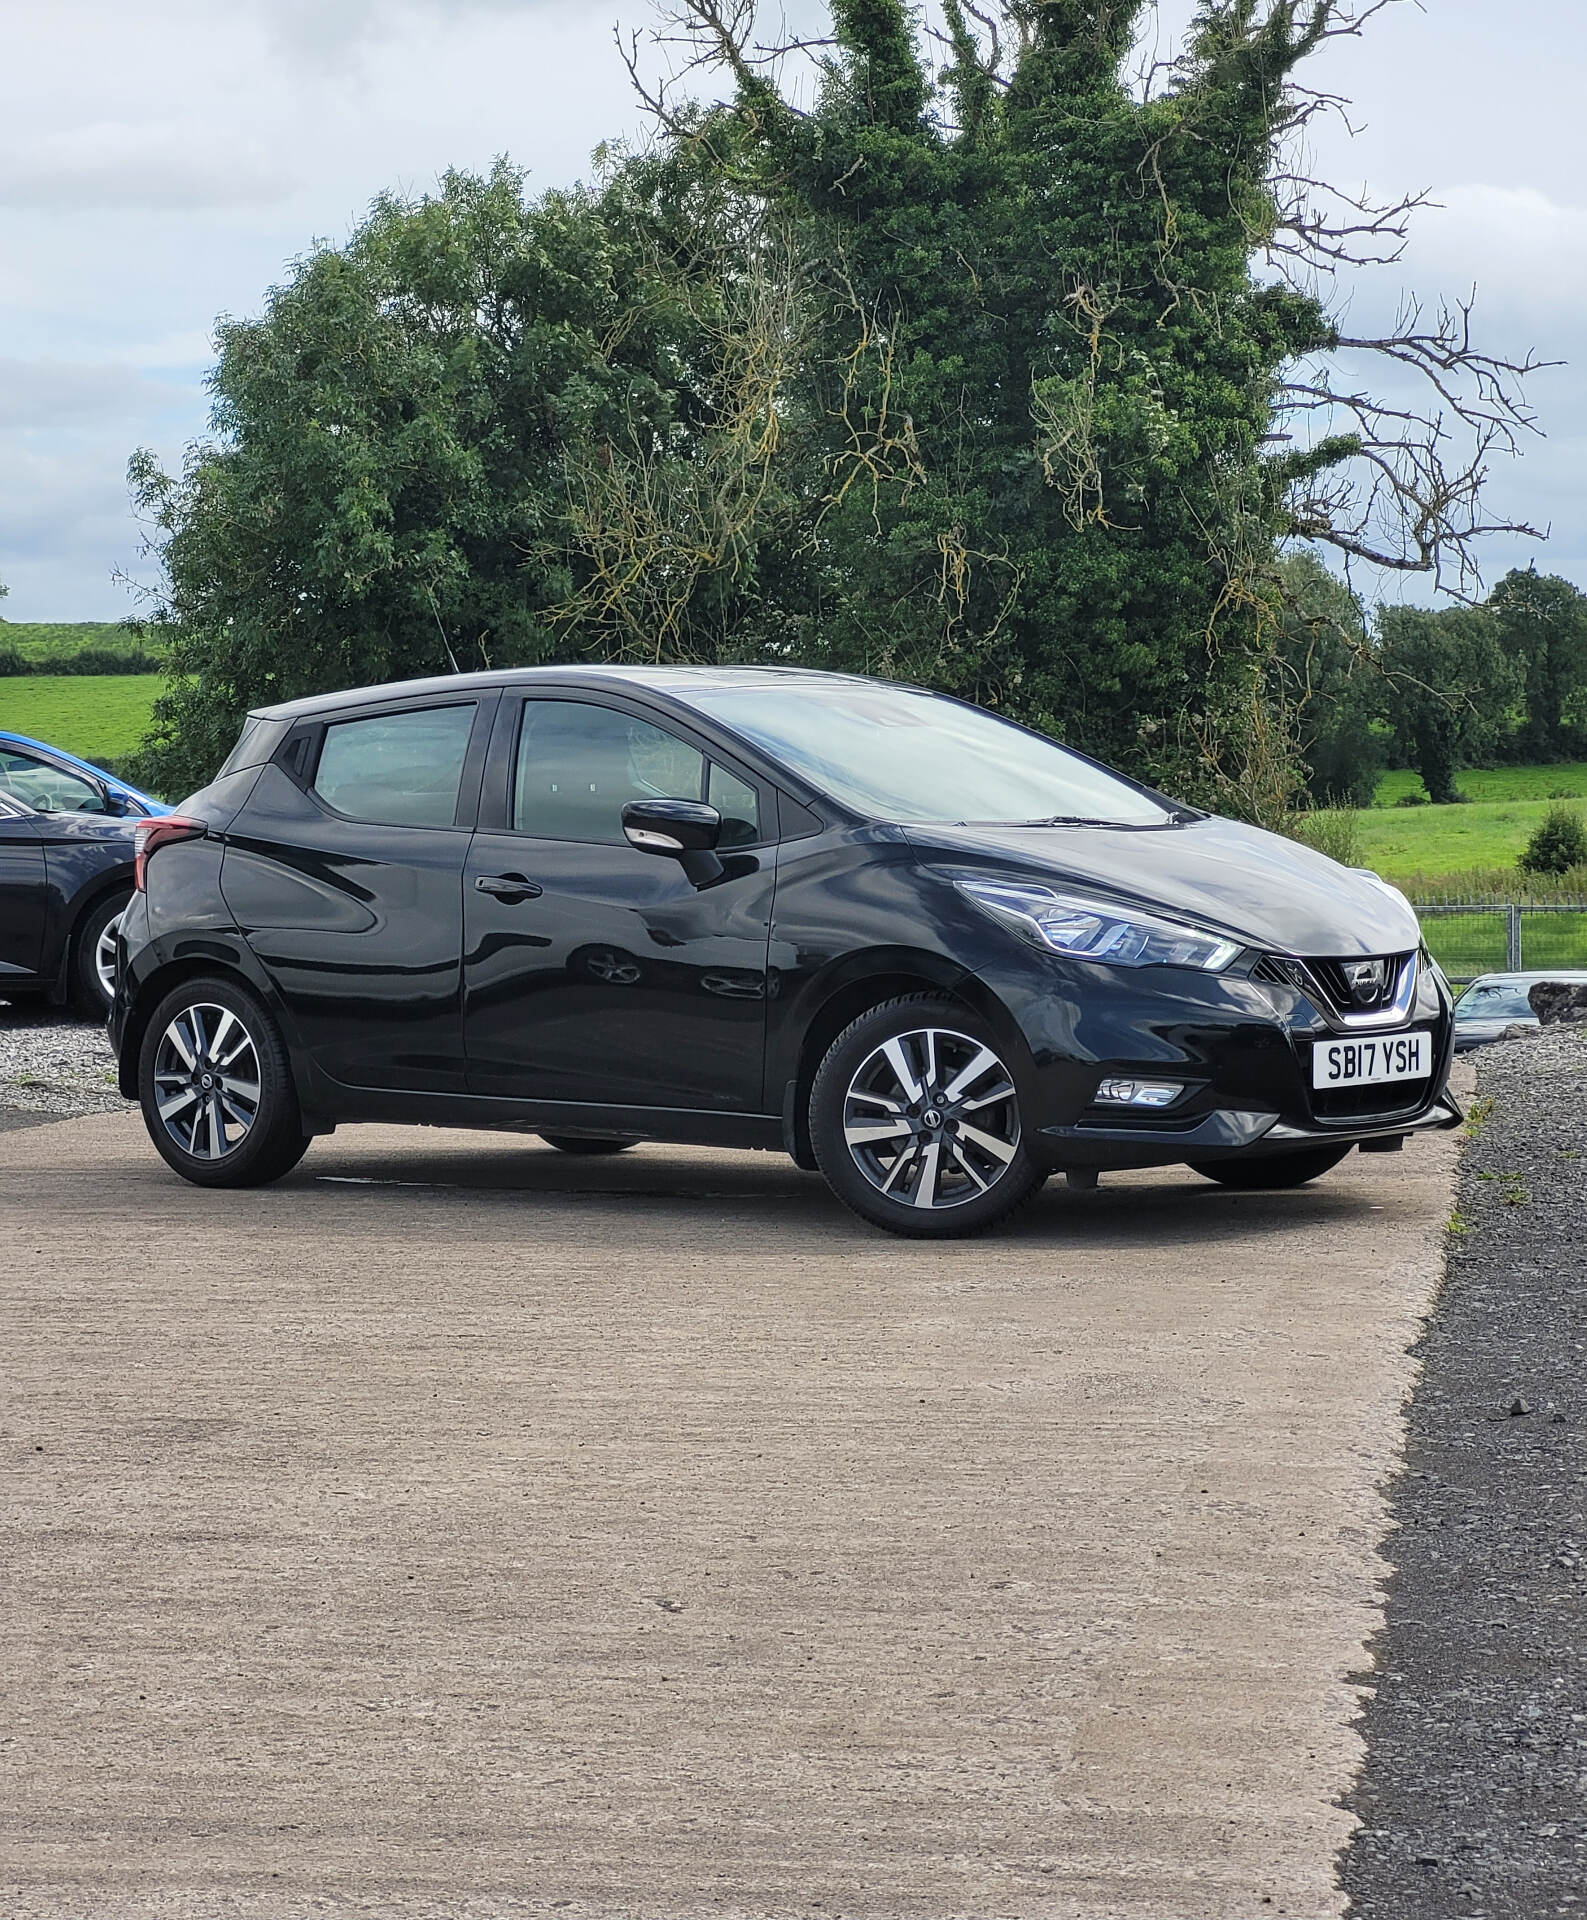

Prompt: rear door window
[{"left": 312, "top": 705, "right": 477, "bottom": 828}]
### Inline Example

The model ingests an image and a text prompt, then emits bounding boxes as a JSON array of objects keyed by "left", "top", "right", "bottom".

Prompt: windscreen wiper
[{"left": 1020, "top": 815, "right": 1127, "bottom": 828}]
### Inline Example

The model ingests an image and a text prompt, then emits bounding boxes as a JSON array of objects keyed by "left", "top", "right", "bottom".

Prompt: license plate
[{"left": 1312, "top": 1031, "right": 1431, "bottom": 1090}]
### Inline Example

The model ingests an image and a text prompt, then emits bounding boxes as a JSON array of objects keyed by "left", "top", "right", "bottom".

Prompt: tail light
[{"left": 134, "top": 815, "right": 207, "bottom": 891}]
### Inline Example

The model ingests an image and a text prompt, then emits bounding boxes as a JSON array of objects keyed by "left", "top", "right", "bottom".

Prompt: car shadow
[{"left": 278, "top": 1132, "right": 1403, "bottom": 1253}]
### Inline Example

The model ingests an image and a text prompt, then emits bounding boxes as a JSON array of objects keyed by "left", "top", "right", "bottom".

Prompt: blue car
[{"left": 0, "top": 730, "right": 169, "bottom": 819}]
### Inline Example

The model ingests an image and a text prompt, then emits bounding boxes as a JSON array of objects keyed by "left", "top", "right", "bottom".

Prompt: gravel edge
[{"left": 1341, "top": 1027, "right": 1587, "bottom": 1919}]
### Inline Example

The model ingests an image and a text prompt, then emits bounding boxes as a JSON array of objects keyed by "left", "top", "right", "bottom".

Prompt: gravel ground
[
  {"left": 1342, "top": 1027, "right": 1587, "bottom": 1920},
  {"left": 0, "top": 1001, "right": 125, "bottom": 1118}
]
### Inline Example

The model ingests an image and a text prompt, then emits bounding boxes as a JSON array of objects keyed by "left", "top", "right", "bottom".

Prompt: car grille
[{"left": 1256, "top": 951, "right": 1417, "bottom": 1021}]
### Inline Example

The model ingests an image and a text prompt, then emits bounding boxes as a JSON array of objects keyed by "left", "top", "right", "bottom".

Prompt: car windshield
[
  {"left": 678, "top": 682, "right": 1175, "bottom": 826},
  {"left": 1458, "top": 983, "right": 1538, "bottom": 1020}
]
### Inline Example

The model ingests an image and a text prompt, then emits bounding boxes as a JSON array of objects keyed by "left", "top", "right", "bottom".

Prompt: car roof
[{"left": 246, "top": 664, "right": 901, "bottom": 725}]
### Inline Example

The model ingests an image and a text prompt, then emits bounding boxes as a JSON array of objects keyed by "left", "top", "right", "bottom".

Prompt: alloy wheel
[
  {"left": 94, "top": 911, "right": 123, "bottom": 1006},
  {"left": 842, "top": 1025, "right": 1021, "bottom": 1211},
  {"left": 151, "top": 1002, "right": 263, "bottom": 1161}
]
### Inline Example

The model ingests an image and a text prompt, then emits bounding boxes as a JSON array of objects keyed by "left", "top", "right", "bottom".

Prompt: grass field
[
  {"left": 1356, "top": 798, "right": 1582, "bottom": 885},
  {"left": 0, "top": 675, "right": 161, "bottom": 766},
  {"left": 1376, "top": 764, "right": 1587, "bottom": 807},
  {"left": 0, "top": 620, "right": 124, "bottom": 662}
]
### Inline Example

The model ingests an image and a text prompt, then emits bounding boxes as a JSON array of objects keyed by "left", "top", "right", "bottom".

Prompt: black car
[
  {"left": 110, "top": 668, "right": 1460, "bottom": 1237},
  {"left": 0, "top": 786, "right": 138, "bottom": 1016}
]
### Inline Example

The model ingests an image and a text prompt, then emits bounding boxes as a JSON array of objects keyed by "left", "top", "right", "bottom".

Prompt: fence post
[{"left": 1507, "top": 905, "right": 1523, "bottom": 971}]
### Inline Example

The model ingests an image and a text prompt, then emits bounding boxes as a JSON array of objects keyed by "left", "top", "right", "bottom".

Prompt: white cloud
[
  {"left": 1, "top": 0, "right": 1584, "bottom": 616},
  {"left": 0, "top": 124, "right": 297, "bottom": 212},
  {"left": 0, "top": 362, "right": 188, "bottom": 431}
]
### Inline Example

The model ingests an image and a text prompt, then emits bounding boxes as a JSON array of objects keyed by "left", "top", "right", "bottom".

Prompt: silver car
[{"left": 1452, "top": 971, "right": 1587, "bottom": 1053}]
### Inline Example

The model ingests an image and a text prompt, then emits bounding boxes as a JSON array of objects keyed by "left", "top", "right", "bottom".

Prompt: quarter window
[
  {"left": 708, "top": 763, "right": 761, "bottom": 848},
  {"left": 312, "top": 705, "right": 477, "bottom": 828}
]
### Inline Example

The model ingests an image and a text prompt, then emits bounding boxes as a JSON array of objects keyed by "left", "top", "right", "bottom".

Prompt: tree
[
  {"left": 624, "top": 0, "right": 1541, "bottom": 814},
  {"left": 1487, "top": 568, "right": 1587, "bottom": 764},
  {"left": 1274, "top": 554, "right": 1386, "bottom": 808},
  {"left": 129, "top": 160, "right": 745, "bottom": 795},
  {"left": 1519, "top": 803, "right": 1587, "bottom": 877},
  {"left": 1378, "top": 604, "right": 1520, "bottom": 804},
  {"left": 132, "top": 2, "right": 1543, "bottom": 810}
]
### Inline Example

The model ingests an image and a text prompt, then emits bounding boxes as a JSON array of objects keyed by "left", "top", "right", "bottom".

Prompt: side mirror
[
  {"left": 103, "top": 788, "right": 130, "bottom": 817},
  {"left": 622, "top": 799, "right": 724, "bottom": 887},
  {"left": 622, "top": 799, "right": 722, "bottom": 855}
]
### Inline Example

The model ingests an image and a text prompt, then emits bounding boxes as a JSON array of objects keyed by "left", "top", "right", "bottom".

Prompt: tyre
[
  {"left": 137, "top": 975, "right": 310, "bottom": 1189},
  {"left": 73, "top": 888, "right": 132, "bottom": 1018},
  {"left": 1189, "top": 1145, "right": 1352, "bottom": 1190},
  {"left": 809, "top": 994, "right": 1047, "bottom": 1239},
  {"left": 539, "top": 1134, "right": 639, "bottom": 1156}
]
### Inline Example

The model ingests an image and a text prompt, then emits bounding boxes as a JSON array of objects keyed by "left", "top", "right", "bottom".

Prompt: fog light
[{"left": 1096, "top": 1078, "right": 1182, "bottom": 1109}]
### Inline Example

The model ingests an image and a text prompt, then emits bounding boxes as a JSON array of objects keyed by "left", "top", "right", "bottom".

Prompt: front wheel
[
  {"left": 137, "top": 975, "right": 310, "bottom": 1189},
  {"left": 809, "top": 995, "right": 1046, "bottom": 1239},
  {"left": 1189, "top": 1145, "right": 1352, "bottom": 1190}
]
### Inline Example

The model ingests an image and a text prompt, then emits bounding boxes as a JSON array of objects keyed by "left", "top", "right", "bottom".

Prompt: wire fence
[{"left": 1416, "top": 903, "right": 1587, "bottom": 983}]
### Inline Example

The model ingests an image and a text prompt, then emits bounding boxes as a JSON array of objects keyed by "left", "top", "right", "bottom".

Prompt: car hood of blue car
[{"left": 907, "top": 814, "right": 1422, "bottom": 960}]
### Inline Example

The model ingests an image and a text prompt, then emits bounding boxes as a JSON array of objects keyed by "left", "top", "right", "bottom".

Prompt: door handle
[{"left": 475, "top": 873, "right": 543, "bottom": 901}]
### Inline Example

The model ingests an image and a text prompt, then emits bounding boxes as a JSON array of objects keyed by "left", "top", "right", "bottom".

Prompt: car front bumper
[{"left": 991, "top": 946, "right": 1459, "bottom": 1173}]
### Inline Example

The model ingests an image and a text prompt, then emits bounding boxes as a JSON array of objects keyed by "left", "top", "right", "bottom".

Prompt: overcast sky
[{"left": 0, "top": 0, "right": 1581, "bottom": 620}]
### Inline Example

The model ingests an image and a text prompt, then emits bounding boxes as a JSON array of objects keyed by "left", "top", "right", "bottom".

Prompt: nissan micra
[{"left": 112, "top": 667, "right": 1460, "bottom": 1237}]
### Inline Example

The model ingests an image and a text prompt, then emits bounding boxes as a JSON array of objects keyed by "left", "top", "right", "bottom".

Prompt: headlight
[{"left": 958, "top": 879, "right": 1242, "bottom": 973}]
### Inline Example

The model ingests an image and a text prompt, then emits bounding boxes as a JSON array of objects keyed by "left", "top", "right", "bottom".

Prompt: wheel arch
[
  {"left": 779, "top": 950, "right": 1031, "bottom": 1170},
  {"left": 51, "top": 870, "right": 135, "bottom": 1004},
  {"left": 118, "top": 941, "right": 294, "bottom": 1103}
]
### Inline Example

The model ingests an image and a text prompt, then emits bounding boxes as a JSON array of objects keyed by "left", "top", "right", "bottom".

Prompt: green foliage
[
  {"left": 1519, "top": 803, "right": 1587, "bottom": 876},
  {"left": 1378, "top": 604, "right": 1522, "bottom": 804},
  {"left": 1286, "top": 805, "right": 1359, "bottom": 866},
  {"left": 1487, "top": 568, "right": 1587, "bottom": 763},
  {"left": 125, "top": 3, "right": 1540, "bottom": 809},
  {"left": 0, "top": 620, "right": 123, "bottom": 660},
  {"left": 0, "top": 647, "right": 28, "bottom": 677},
  {"left": 660, "top": 0, "right": 1357, "bottom": 818},
  {"left": 1275, "top": 555, "right": 1386, "bottom": 807},
  {"left": 1359, "top": 793, "right": 1587, "bottom": 886},
  {"left": 129, "top": 159, "right": 730, "bottom": 793}
]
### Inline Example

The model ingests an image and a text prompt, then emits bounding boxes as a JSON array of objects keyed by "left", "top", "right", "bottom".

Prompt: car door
[
  {"left": 220, "top": 695, "right": 493, "bottom": 1094},
  {"left": 0, "top": 797, "right": 47, "bottom": 979},
  {"left": 462, "top": 693, "right": 776, "bottom": 1114}
]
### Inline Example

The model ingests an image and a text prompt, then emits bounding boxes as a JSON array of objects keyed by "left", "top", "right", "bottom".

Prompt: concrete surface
[{"left": 0, "top": 1103, "right": 1464, "bottom": 1919}]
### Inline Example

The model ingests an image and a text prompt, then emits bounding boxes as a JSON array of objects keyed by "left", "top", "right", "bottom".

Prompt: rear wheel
[
  {"left": 809, "top": 994, "right": 1046, "bottom": 1239},
  {"left": 539, "top": 1134, "right": 638, "bottom": 1157},
  {"left": 73, "top": 888, "right": 131, "bottom": 1017},
  {"left": 1189, "top": 1145, "right": 1351, "bottom": 1190},
  {"left": 137, "top": 975, "right": 309, "bottom": 1189}
]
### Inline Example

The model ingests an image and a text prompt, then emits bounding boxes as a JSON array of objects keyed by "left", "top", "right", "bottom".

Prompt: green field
[
  {"left": 1376, "top": 764, "right": 1587, "bottom": 807},
  {"left": 0, "top": 674, "right": 161, "bottom": 767},
  {"left": 0, "top": 620, "right": 124, "bottom": 662},
  {"left": 1356, "top": 797, "right": 1580, "bottom": 886},
  {"left": 1356, "top": 764, "right": 1587, "bottom": 893}
]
